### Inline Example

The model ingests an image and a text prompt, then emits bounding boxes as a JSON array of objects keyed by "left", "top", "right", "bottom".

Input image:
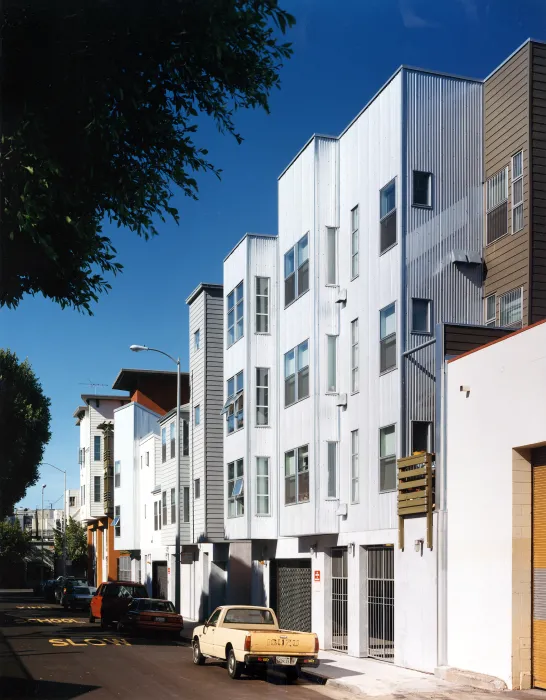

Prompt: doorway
[
  {"left": 367, "top": 546, "right": 394, "bottom": 661},
  {"left": 331, "top": 548, "right": 348, "bottom": 652},
  {"left": 152, "top": 561, "right": 168, "bottom": 600}
]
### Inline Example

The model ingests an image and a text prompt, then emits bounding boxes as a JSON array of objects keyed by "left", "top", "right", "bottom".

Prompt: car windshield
[
  {"left": 139, "top": 600, "right": 175, "bottom": 613},
  {"left": 118, "top": 585, "right": 148, "bottom": 599},
  {"left": 223, "top": 608, "right": 275, "bottom": 625},
  {"left": 74, "top": 587, "right": 90, "bottom": 594}
]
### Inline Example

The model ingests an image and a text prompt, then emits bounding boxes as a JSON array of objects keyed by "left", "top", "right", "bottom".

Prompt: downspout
[
  {"left": 400, "top": 69, "right": 408, "bottom": 457},
  {"left": 436, "top": 325, "right": 448, "bottom": 667},
  {"left": 246, "top": 242, "right": 252, "bottom": 542},
  {"left": 313, "top": 138, "right": 320, "bottom": 535}
]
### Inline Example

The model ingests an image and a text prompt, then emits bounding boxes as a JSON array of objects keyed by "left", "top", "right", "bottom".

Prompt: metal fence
[
  {"left": 367, "top": 547, "right": 394, "bottom": 661},
  {"left": 271, "top": 560, "right": 312, "bottom": 632},
  {"left": 331, "top": 548, "right": 348, "bottom": 652}
]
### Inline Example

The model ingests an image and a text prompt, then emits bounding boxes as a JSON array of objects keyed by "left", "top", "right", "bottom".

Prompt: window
[
  {"left": 78, "top": 448, "right": 85, "bottom": 465},
  {"left": 326, "top": 227, "right": 337, "bottom": 284},
  {"left": 114, "top": 460, "right": 120, "bottom": 488},
  {"left": 162, "top": 491, "right": 167, "bottom": 526},
  {"left": 194, "top": 329, "right": 201, "bottom": 351},
  {"left": 227, "top": 281, "right": 244, "bottom": 347},
  {"left": 327, "top": 336, "right": 337, "bottom": 392},
  {"left": 499, "top": 288, "right": 523, "bottom": 328},
  {"left": 413, "top": 171, "right": 432, "bottom": 207},
  {"left": 284, "top": 340, "right": 309, "bottom": 407},
  {"left": 486, "top": 167, "right": 508, "bottom": 244},
  {"left": 485, "top": 295, "right": 496, "bottom": 326},
  {"left": 412, "top": 421, "right": 432, "bottom": 453},
  {"left": 94, "top": 435, "right": 101, "bottom": 461},
  {"left": 285, "top": 444, "right": 309, "bottom": 505},
  {"left": 183, "top": 487, "right": 190, "bottom": 523},
  {"left": 228, "top": 459, "right": 244, "bottom": 517},
  {"left": 171, "top": 488, "right": 176, "bottom": 524},
  {"left": 113, "top": 505, "right": 121, "bottom": 537},
  {"left": 81, "top": 485, "right": 85, "bottom": 506},
  {"left": 117, "top": 556, "right": 131, "bottom": 582},
  {"left": 412, "top": 298, "right": 431, "bottom": 334},
  {"left": 158, "top": 501, "right": 162, "bottom": 529},
  {"left": 351, "top": 430, "right": 359, "bottom": 504},
  {"left": 380, "top": 303, "right": 396, "bottom": 373},
  {"left": 284, "top": 233, "right": 309, "bottom": 306},
  {"left": 512, "top": 151, "right": 523, "bottom": 233},
  {"left": 225, "top": 371, "right": 243, "bottom": 434},
  {"left": 170, "top": 422, "right": 175, "bottom": 459},
  {"left": 379, "top": 425, "right": 396, "bottom": 493},
  {"left": 195, "top": 405, "right": 201, "bottom": 426},
  {"left": 93, "top": 476, "right": 101, "bottom": 503},
  {"left": 256, "top": 277, "right": 270, "bottom": 333},
  {"left": 351, "top": 207, "right": 359, "bottom": 278},
  {"left": 69, "top": 496, "right": 76, "bottom": 507},
  {"left": 146, "top": 451, "right": 149, "bottom": 466},
  {"left": 380, "top": 180, "right": 397, "bottom": 253},
  {"left": 207, "top": 608, "right": 222, "bottom": 627},
  {"left": 154, "top": 501, "right": 158, "bottom": 531},
  {"left": 177, "top": 423, "right": 186, "bottom": 459},
  {"left": 256, "top": 457, "right": 270, "bottom": 515},
  {"left": 195, "top": 478, "right": 201, "bottom": 499},
  {"left": 351, "top": 319, "right": 359, "bottom": 393},
  {"left": 327, "top": 442, "right": 337, "bottom": 498},
  {"left": 256, "top": 368, "right": 269, "bottom": 426},
  {"left": 161, "top": 427, "right": 167, "bottom": 462}
]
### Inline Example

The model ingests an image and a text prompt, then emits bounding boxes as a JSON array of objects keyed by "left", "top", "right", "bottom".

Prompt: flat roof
[
  {"left": 81, "top": 394, "right": 128, "bottom": 403},
  {"left": 448, "top": 318, "right": 546, "bottom": 364},
  {"left": 112, "top": 368, "right": 186, "bottom": 392},
  {"left": 223, "top": 232, "right": 277, "bottom": 264},
  {"left": 185, "top": 282, "right": 223, "bottom": 306}
]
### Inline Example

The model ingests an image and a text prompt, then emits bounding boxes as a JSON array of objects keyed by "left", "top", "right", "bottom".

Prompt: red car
[
  {"left": 117, "top": 598, "right": 183, "bottom": 638},
  {"left": 89, "top": 581, "right": 149, "bottom": 629}
]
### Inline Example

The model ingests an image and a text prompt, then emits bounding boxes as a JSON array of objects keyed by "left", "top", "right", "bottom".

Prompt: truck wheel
[
  {"left": 285, "top": 667, "right": 299, "bottom": 683},
  {"left": 227, "top": 648, "right": 242, "bottom": 679},
  {"left": 89, "top": 613, "right": 95, "bottom": 623},
  {"left": 100, "top": 616, "right": 110, "bottom": 630},
  {"left": 193, "top": 640, "right": 206, "bottom": 665}
]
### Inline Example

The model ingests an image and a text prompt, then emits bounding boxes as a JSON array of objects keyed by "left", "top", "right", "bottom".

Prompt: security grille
[
  {"left": 367, "top": 547, "right": 394, "bottom": 661},
  {"left": 270, "top": 560, "right": 311, "bottom": 632},
  {"left": 331, "top": 548, "right": 348, "bottom": 652}
]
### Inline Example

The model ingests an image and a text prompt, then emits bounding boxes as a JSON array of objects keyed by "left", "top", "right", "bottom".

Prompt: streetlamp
[
  {"left": 40, "top": 463, "right": 67, "bottom": 577},
  {"left": 41, "top": 484, "right": 46, "bottom": 584},
  {"left": 130, "top": 344, "right": 181, "bottom": 613}
]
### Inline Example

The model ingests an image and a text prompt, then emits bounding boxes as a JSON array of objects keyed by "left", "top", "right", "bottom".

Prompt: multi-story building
[{"left": 65, "top": 490, "right": 81, "bottom": 521}]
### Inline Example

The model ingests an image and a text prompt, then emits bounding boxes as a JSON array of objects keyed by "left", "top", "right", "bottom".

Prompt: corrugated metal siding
[
  {"left": 404, "top": 70, "right": 483, "bottom": 450},
  {"left": 531, "top": 43, "right": 546, "bottom": 323}
]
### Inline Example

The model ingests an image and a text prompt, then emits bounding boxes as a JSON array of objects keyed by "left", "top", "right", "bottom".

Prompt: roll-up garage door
[{"left": 533, "top": 448, "right": 546, "bottom": 688}]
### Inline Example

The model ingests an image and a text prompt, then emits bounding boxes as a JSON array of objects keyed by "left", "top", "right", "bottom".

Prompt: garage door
[
  {"left": 533, "top": 448, "right": 546, "bottom": 689},
  {"left": 270, "top": 560, "right": 311, "bottom": 632}
]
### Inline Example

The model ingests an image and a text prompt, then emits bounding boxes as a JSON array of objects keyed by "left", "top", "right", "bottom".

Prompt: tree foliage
[
  {"left": 0, "top": 350, "right": 51, "bottom": 518},
  {"left": 56, "top": 517, "right": 88, "bottom": 566},
  {"left": 0, "top": 0, "right": 295, "bottom": 312},
  {"left": 0, "top": 520, "right": 32, "bottom": 563}
]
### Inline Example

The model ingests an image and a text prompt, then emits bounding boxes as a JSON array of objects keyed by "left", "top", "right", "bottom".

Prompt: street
[{"left": 0, "top": 591, "right": 346, "bottom": 700}]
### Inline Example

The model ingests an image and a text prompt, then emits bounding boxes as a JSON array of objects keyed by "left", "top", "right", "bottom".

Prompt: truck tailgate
[{"left": 249, "top": 630, "right": 316, "bottom": 655}]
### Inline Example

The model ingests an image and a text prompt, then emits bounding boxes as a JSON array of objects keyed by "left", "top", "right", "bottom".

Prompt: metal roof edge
[
  {"left": 484, "top": 38, "right": 536, "bottom": 82},
  {"left": 223, "top": 232, "right": 278, "bottom": 264},
  {"left": 278, "top": 133, "right": 338, "bottom": 181},
  {"left": 185, "top": 282, "right": 224, "bottom": 306}
]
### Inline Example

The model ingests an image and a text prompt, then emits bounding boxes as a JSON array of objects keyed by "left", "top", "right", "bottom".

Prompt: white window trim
[
  {"left": 379, "top": 303, "right": 397, "bottom": 375},
  {"left": 486, "top": 166, "right": 509, "bottom": 245},
  {"left": 379, "top": 423, "right": 397, "bottom": 494},
  {"left": 224, "top": 371, "right": 244, "bottom": 434},
  {"left": 379, "top": 179, "right": 397, "bottom": 255},
  {"left": 326, "top": 335, "right": 337, "bottom": 394},
  {"left": 326, "top": 441, "right": 338, "bottom": 500},
  {"left": 256, "top": 456, "right": 270, "bottom": 516},
  {"left": 351, "top": 206, "right": 359, "bottom": 280},
  {"left": 284, "top": 233, "right": 310, "bottom": 308},
  {"left": 351, "top": 430, "right": 359, "bottom": 504},
  {"left": 194, "top": 405, "right": 201, "bottom": 426},
  {"left": 255, "top": 276, "right": 270, "bottom": 334},
  {"left": 227, "top": 458, "right": 244, "bottom": 518},
  {"left": 351, "top": 319, "right": 359, "bottom": 394},
  {"left": 256, "top": 367, "right": 269, "bottom": 426},
  {"left": 499, "top": 287, "right": 523, "bottom": 328},
  {"left": 485, "top": 294, "right": 496, "bottom": 327},
  {"left": 284, "top": 340, "right": 310, "bottom": 407},
  {"left": 227, "top": 281, "right": 244, "bottom": 348},
  {"left": 284, "top": 444, "right": 310, "bottom": 506},
  {"left": 194, "top": 329, "right": 201, "bottom": 351},
  {"left": 512, "top": 151, "right": 524, "bottom": 234},
  {"left": 326, "top": 227, "right": 338, "bottom": 286}
]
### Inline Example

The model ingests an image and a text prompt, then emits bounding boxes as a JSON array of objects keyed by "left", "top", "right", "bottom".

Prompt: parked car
[
  {"left": 89, "top": 581, "right": 149, "bottom": 629},
  {"left": 54, "top": 576, "right": 76, "bottom": 603},
  {"left": 42, "top": 579, "right": 59, "bottom": 602},
  {"left": 192, "top": 606, "right": 319, "bottom": 681},
  {"left": 62, "top": 585, "right": 96, "bottom": 611},
  {"left": 60, "top": 579, "right": 88, "bottom": 607},
  {"left": 117, "top": 598, "right": 183, "bottom": 638}
]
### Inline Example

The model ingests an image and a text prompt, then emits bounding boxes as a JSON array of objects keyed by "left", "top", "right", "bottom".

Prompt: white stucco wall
[{"left": 446, "top": 321, "right": 546, "bottom": 687}]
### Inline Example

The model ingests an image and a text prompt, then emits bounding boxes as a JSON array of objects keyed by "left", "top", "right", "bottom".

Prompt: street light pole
[
  {"left": 40, "top": 463, "right": 67, "bottom": 576},
  {"left": 130, "top": 344, "right": 181, "bottom": 613},
  {"left": 41, "top": 484, "right": 46, "bottom": 584}
]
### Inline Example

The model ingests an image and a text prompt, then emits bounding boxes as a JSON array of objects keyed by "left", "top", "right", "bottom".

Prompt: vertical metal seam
[
  {"left": 528, "top": 41, "right": 534, "bottom": 325},
  {"left": 400, "top": 69, "right": 408, "bottom": 458}
]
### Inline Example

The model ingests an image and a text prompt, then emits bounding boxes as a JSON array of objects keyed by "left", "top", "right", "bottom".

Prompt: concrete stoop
[{"left": 435, "top": 666, "right": 508, "bottom": 691}]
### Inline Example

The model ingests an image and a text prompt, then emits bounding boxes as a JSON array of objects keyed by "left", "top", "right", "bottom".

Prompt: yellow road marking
[
  {"left": 48, "top": 637, "right": 132, "bottom": 647},
  {"left": 24, "top": 618, "right": 85, "bottom": 624}
]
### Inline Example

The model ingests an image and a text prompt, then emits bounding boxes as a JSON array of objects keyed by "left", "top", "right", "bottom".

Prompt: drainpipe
[{"left": 400, "top": 69, "right": 408, "bottom": 458}]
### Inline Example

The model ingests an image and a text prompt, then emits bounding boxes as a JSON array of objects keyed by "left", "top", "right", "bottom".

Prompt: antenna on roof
[{"left": 79, "top": 380, "right": 109, "bottom": 395}]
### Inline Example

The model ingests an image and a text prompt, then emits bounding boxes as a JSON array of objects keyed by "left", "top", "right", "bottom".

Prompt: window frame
[
  {"left": 227, "top": 281, "right": 244, "bottom": 348},
  {"left": 183, "top": 487, "right": 190, "bottom": 523},
  {"left": 327, "top": 441, "right": 338, "bottom": 499},
  {"left": 379, "top": 303, "right": 397, "bottom": 374},
  {"left": 195, "top": 478, "right": 201, "bottom": 499},
  {"left": 351, "top": 206, "right": 359, "bottom": 279},
  {"left": 327, "top": 335, "right": 337, "bottom": 393},
  {"left": 512, "top": 151, "right": 524, "bottom": 234},
  {"left": 114, "top": 460, "right": 121, "bottom": 488},
  {"left": 256, "top": 367, "right": 269, "bottom": 426},
  {"left": 379, "top": 179, "right": 397, "bottom": 254},
  {"left": 114, "top": 505, "right": 121, "bottom": 538},
  {"left": 182, "top": 420, "right": 189, "bottom": 456},
  {"left": 194, "top": 405, "right": 201, "bottom": 426},
  {"left": 227, "top": 458, "right": 244, "bottom": 518},
  {"left": 162, "top": 491, "right": 167, "bottom": 527},
  {"left": 154, "top": 501, "right": 158, "bottom": 531},
  {"left": 255, "top": 277, "right": 270, "bottom": 334},
  {"left": 486, "top": 167, "right": 509, "bottom": 245},
  {"left": 256, "top": 456, "right": 270, "bottom": 516},
  {"left": 485, "top": 295, "right": 496, "bottom": 327},
  {"left": 171, "top": 488, "right": 176, "bottom": 524},
  {"left": 161, "top": 427, "right": 167, "bottom": 463},
  {"left": 284, "top": 339, "right": 310, "bottom": 407},
  {"left": 225, "top": 370, "right": 244, "bottom": 434},
  {"left": 411, "top": 298, "right": 432, "bottom": 335},
  {"left": 412, "top": 171, "right": 432, "bottom": 208},
  {"left": 379, "top": 424, "right": 397, "bottom": 494},
  {"left": 351, "top": 319, "right": 359, "bottom": 394},
  {"left": 326, "top": 227, "right": 337, "bottom": 285},
  {"left": 284, "top": 233, "right": 310, "bottom": 308},
  {"left": 499, "top": 287, "right": 523, "bottom": 328},
  {"left": 284, "top": 444, "right": 309, "bottom": 505},
  {"left": 351, "top": 429, "right": 359, "bottom": 504},
  {"left": 94, "top": 435, "right": 101, "bottom": 462},
  {"left": 170, "top": 422, "right": 175, "bottom": 459},
  {"left": 93, "top": 476, "right": 101, "bottom": 503},
  {"left": 194, "top": 328, "right": 201, "bottom": 351},
  {"left": 411, "top": 420, "right": 433, "bottom": 454}
]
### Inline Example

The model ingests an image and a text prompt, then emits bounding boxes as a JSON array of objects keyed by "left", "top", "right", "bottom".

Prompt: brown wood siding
[
  {"left": 484, "top": 44, "right": 530, "bottom": 325},
  {"left": 443, "top": 324, "right": 513, "bottom": 357},
  {"left": 530, "top": 43, "right": 546, "bottom": 323}
]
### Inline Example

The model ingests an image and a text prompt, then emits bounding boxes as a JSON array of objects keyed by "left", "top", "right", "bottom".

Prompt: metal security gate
[
  {"left": 331, "top": 548, "right": 348, "bottom": 652},
  {"left": 367, "top": 547, "right": 394, "bottom": 661},
  {"left": 533, "top": 447, "right": 546, "bottom": 688},
  {"left": 270, "top": 560, "right": 311, "bottom": 632},
  {"left": 152, "top": 561, "right": 168, "bottom": 600}
]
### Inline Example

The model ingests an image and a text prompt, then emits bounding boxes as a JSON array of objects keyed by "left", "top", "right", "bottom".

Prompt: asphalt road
[{"left": 0, "top": 591, "right": 340, "bottom": 700}]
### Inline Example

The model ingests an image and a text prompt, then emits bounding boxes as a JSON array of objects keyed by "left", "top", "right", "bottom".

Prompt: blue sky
[{"left": 2, "top": 0, "right": 544, "bottom": 510}]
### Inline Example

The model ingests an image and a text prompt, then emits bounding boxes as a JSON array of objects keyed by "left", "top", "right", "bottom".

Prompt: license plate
[
  {"left": 154, "top": 616, "right": 166, "bottom": 622},
  {"left": 276, "top": 656, "right": 293, "bottom": 665}
]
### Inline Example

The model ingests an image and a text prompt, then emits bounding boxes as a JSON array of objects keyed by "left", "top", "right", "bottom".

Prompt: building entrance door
[
  {"left": 367, "top": 546, "right": 394, "bottom": 662},
  {"left": 152, "top": 561, "right": 168, "bottom": 600},
  {"left": 331, "top": 548, "right": 348, "bottom": 652}
]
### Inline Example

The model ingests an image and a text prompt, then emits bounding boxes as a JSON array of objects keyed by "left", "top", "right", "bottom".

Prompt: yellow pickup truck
[{"left": 192, "top": 605, "right": 319, "bottom": 680}]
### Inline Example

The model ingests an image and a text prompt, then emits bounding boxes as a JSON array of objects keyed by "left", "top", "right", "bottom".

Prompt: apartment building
[{"left": 65, "top": 490, "right": 81, "bottom": 521}]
